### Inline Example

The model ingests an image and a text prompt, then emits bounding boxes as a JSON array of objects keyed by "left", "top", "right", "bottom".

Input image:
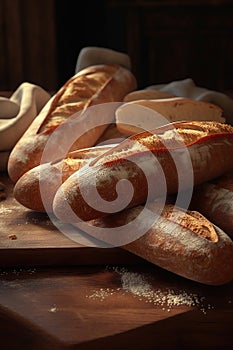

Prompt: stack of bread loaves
[{"left": 8, "top": 47, "right": 233, "bottom": 286}]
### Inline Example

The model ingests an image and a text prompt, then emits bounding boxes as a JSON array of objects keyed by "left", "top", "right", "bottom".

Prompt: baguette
[
  {"left": 123, "top": 89, "right": 175, "bottom": 102},
  {"left": 13, "top": 145, "right": 114, "bottom": 212},
  {"left": 190, "top": 173, "right": 233, "bottom": 238},
  {"left": 83, "top": 202, "right": 233, "bottom": 286},
  {"left": 116, "top": 97, "right": 225, "bottom": 136},
  {"left": 8, "top": 64, "right": 137, "bottom": 183},
  {"left": 53, "top": 121, "right": 233, "bottom": 223}
]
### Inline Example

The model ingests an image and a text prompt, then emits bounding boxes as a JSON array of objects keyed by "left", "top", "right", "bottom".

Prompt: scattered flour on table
[
  {"left": 88, "top": 287, "right": 116, "bottom": 302},
  {"left": 49, "top": 305, "right": 58, "bottom": 313},
  {"left": 86, "top": 267, "right": 216, "bottom": 314},
  {"left": 0, "top": 205, "right": 13, "bottom": 214},
  {"left": 0, "top": 267, "right": 37, "bottom": 276}
]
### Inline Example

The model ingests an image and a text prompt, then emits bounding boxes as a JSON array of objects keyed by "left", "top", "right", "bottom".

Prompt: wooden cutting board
[
  {"left": 1, "top": 173, "right": 233, "bottom": 349},
  {"left": 0, "top": 173, "right": 143, "bottom": 267},
  {"left": 0, "top": 264, "right": 233, "bottom": 350}
]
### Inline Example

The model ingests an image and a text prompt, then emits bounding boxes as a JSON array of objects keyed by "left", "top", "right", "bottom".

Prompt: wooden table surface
[{"left": 0, "top": 172, "right": 233, "bottom": 350}]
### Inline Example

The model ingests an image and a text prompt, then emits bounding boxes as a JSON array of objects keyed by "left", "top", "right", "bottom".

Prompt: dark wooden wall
[
  {"left": 107, "top": 0, "right": 233, "bottom": 92},
  {"left": 0, "top": 0, "right": 57, "bottom": 91},
  {"left": 1, "top": 0, "right": 233, "bottom": 93}
]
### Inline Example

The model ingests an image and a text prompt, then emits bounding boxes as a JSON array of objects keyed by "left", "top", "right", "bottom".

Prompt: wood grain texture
[
  {"left": 0, "top": 173, "right": 143, "bottom": 267},
  {"left": 0, "top": 172, "right": 233, "bottom": 349},
  {"left": 107, "top": 0, "right": 233, "bottom": 91},
  {"left": 0, "top": 265, "right": 232, "bottom": 349},
  {"left": 0, "top": 0, "right": 57, "bottom": 91}
]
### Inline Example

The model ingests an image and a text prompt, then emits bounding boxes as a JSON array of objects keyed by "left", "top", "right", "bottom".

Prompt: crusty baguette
[
  {"left": 13, "top": 145, "right": 114, "bottom": 212},
  {"left": 123, "top": 89, "right": 175, "bottom": 102},
  {"left": 8, "top": 64, "right": 137, "bottom": 183},
  {"left": 189, "top": 173, "right": 233, "bottom": 238},
  {"left": 77, "top": 202, "right": 233, "bottom": 285},
  {"left": 116, "top": 97, "right": 225, "bottom": 135},
  {"left": 53, "top": 121, "right": 233, "bottom": 222}
]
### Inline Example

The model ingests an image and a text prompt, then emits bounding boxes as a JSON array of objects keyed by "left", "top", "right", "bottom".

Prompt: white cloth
[
  {"left": 146, "top": 78, "right": 233, "bottom": 125},
  {"left": 75, "top": 46, "right": 132, "bottom": 72},
  {"left": 0, "top": 82, "right": 50, "bottom": 171}
]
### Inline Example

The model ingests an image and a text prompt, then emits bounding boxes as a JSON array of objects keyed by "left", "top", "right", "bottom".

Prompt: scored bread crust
[
  {"left": 53, "top": 121, "right": 233, "bottom": 222},
  {"left": 8, "top": 64, "right": 137, "bottom": 183},
  {"left": 78, "top": 202, "right": 233, "bottom": 285},
  {"left": 13, "top": 145, "right": 114, "bottom": 212},
  {"left": 124, "top": 204, "right": 233, "bottom": 286}
]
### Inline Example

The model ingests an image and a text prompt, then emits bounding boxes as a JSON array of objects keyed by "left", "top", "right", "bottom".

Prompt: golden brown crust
[
  {"left": 53, "top": 121, "right": 233, "bottom": 222},
  {"left": 39, "top": 65, "right": 127, "bottom": 134},
  {"left": 157, "top": 205, "right": 218, "bottom": 242},
  {"left": 79, "top": 202, "right": 233, "bottom": 285},
  {"left": 123, "top": 205, "right": 233, "bottom": 285},
  {"left": 8, "top": 64, "right": 137, "bottom": 183},
  {"left": 13, "top": 146, "right": 113, "bottom": 212}
]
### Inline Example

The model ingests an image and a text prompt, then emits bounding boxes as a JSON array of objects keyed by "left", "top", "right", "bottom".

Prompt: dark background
[{"left": 1, "top": 0, "right": 233, "bottom": 93}]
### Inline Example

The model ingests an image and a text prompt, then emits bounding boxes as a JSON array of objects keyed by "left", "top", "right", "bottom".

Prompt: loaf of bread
[
  {"left": 190, "top": 173, "right": 233, "bottom": 238},
  {"left": 78, "top": 202, "right": 233, "bottom": 286},
  {"left": 123, "top": 89, "right": 175, "bottom": 102},
  {"left": 13, "top": 145, "right": 114, "bottom": 212},
  {"left": 53, "top": 121, "right": 233, "bottom": 223},
  {"left": 8, "top": 64, "right": 137, "bottom": 183},
  {"left": 13, "top": 123, "right": 125, "bottom": 213},
  {"left": 116, "top": 97, "right": 225, "bottom": 135}
]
